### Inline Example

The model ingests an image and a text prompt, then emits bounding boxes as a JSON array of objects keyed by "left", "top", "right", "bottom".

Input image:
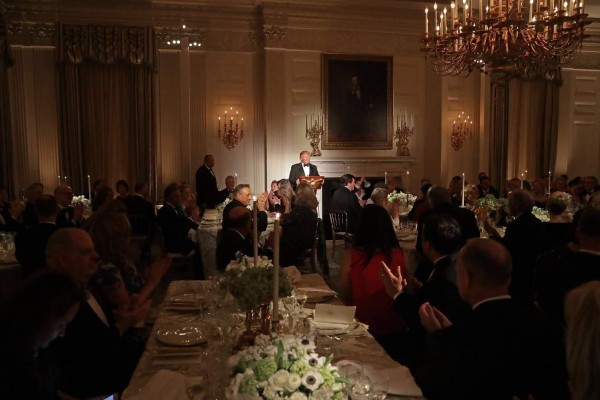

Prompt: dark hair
[
  {"left": 0, "top": 271, "right": 85, "bottom": 349},
  {"left": 510, "top": 189, "right": 534, "bottom": 213},
  {"left": 234, "top": 184, "right": 250, "bottom": 196},
  {"left": 427, "top": 186, "right": 452, "bottom": 207},
  {"left": 340, "top": 174, "right": 355, "bottom": 186},
  {"left": 295, "top": 183, "right": 319, "bottom": 210},
  {"left": 546, "top": 196, "right": 568, "bottom": 215},
  {"left": 163, "top": 182, "right": 179, "bottom": 201},
  {"left": 420, "top": 183, "right": 433, "bottom": 196},
  {"left": 479, "top": 176, "right": 491, "bottom": 184},
  {"left": 88, "top": 210, "right": 133, "bottom": 273},
  {"left": 134, "top": 182, "right": 147, "bottom": 192},
  {"left": 35, "top": 194, "right": 59, "bottom": 218},
  {"left": 353, "top": 204, "right": 400, "bottom": 268},
  {"left": 92, "top": 179, "right": 106, "bottom": 191},
  {"left": 422, "top": 215, "right": 462, "bottom": 255},
  {"left": 115, "top": 180, "right": 129, "bottom": 192},
  {"left": 204, "top": 154, "right": 213, "bottom": 162},
  {"left": 568, "top": 177, "right": 582, "bottom": 187},
  {"left": 91, "top": 186, "right": 114, "bottom": 212},
  {"left": 579, "top": 208, "right": 600, "bottom": 238}
]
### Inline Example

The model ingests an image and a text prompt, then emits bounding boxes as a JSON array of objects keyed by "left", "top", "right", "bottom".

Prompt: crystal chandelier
[
  {"left": 218, "top": 107, "right": 244, "bottom": 150},
  {"left": 421, "top": 0, "right": 590, "bottom": 79},
  {"left": 451, "top": 112, "right": 473, "bottom": 151}
]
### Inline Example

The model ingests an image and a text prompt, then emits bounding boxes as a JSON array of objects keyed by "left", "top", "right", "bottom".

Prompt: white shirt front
[{"left": 302, "top": 164, "right": 310, "bottom": 177}]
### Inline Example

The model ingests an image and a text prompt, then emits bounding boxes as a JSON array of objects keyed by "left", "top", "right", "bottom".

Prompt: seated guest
[
  {"left": 477, "top": 175, "right": 500, "bottom": 198},
  {"left": 481, "top": 190, "right": 545, "bottom": 305},
  {"left": 89, "top": 210, "right": 171, "bottom": 307},
  {"left": 157, "top": 183, "right": 200, "bottom": 258},
  {"left": 414, "top": 239, "right": 569, "bottom": 400},
  {"left": 416, "top": 186, "right": 479, "bottom": 256},
  {"left": 535, "top": 208, "right": 600, "bottom": 325},
  {"left": 505, "top": 177, "right": 522, "bottom": 196},
  {"left": 178, "top": 182, "right": 200, "bottom": 222},
  {"left": 341, "top": 205, "right": 407, "bottom": 348},
  {"left": 216, "top": 206, "right": 262, "bottom": 271},
  {"left": 369, "top": 187, "right": 399, "bottom": 227},
  {"left": 278, "top": 183, "right": 318, "bottom": 267},
  {"left": 0, "top": 186, "right": 24, "bottom": 232},
  {"left": 91, "top": 186, "right": 114, "bottom": 212},
  {"left": 124, "top": 182, "right": 156, "bottom": 235},
  {"left": 275, "top": 180, "right": 294, "bottom": 214},
  {"left": 15, "top": 194, "right": 60, "bottom": 278},
  {"left": 222, "top": 184, "right": 268, "bottom": 232},
  {"left": 90, "top": 179, "right": 108, "bottom": 201},
  {"left": 46, "top": 229, "right": 148, "bottom": 399},
  {"left": 54, "top": 185, "right": 84, "bottom": 228},
  {"left": 581, "top": 175, "right": 600, "bottom": 203},
  {"left": 22, "top": 182, "right": 44, "bottom": 228},
  {"left": 381, "top": 215, "right": 469, "bottom": 366},
  {"left": 0, "top": 272, "right": 85, "bottom": 400},
  {"left": 564, "top": 281, "right": 600, "bottom": 400},
  {"left": 464, "top": 184, "right": 479, "bottom": 208},
  {"left": 115, "top": 180, "right": 130, "bottom": 202},
  {"left": 0, "top": 184, "right": 11, "bottom": 226},
  {"left": 408, "top": 183, "right": 432, "bottom": 222},
  {"left": 331, "top": 174, "right": 363, "bottom": 234},
  {"left": 532, "top": 179, "right": 548, "bottom": 208},
  {"left": 448, "top": 176, "right": 463, "bottom": 206},
  {"left": 217, "top": 175, "right": 236, "bottom": 205},
  {"left": 542, "top": 194, "right": 572, "bottom": 251},
  {"left": 267, "top": 179, "right": 282, "bottom": 212}
]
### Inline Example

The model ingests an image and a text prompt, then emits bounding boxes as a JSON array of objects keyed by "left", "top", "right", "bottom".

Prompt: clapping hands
[
  {"left": 418, "top": 302, "right": 452, "bottom": 333},
  {"left": 113, "top": 294, "right": 150, "bottom": 334},
  {"left": 380, "top": 261, "right": 407, "bottom": 298}
]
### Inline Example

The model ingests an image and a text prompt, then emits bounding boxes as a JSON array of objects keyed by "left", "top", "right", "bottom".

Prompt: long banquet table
[{"left": 122, "top": 274, "right": 423, "bottom": 399}]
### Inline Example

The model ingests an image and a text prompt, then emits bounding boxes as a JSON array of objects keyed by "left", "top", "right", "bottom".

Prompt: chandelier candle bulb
[
  {"left": 521, "top": 174, "right": 524, "bottom": 189},
  {"left": 385, "top": 172, "right": 388, "bottom": 184},
  {"left": 425, "top": 8, "right": 429, "bottom": 33},
  {"left": 530, "top": 0, "right": 534, "bottom": 20},
  {"left": 451, "top": 2, "right": 456, "bottom": 24},
  {"left": 479, "top": 0, "right": 483, "bottom": 19},
  {"left": 444, "top": 8, "right": 449, "bottom": 33},
  {"left": 434, "top": 2, "right": 438, "bottom": 32}
]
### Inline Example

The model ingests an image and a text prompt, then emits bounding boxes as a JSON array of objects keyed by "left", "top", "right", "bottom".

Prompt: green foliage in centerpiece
[
  {"left": 226, "top": 333, "right": 346, "bottom": 400},
  {"left": 387, "top": 191, "right": 417, "bottom": 206},
  {"left": 224, "top": 252, "right": 292, "bottom": 311},
  {"left": 473, "top": 194, "right": 508, "bottom": 211}
]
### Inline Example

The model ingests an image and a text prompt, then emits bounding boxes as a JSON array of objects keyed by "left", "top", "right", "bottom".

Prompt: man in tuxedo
[
  {"left": 54, "top": 185, "right": 84, "bottom": 228},
  {"left": 477, "top": 175, "right": 500, "bottom": 198},
  {"left": 535, "top": 208, "right": 600, "bottom": 325},
  {"left": 22, "top": 182, "right": 43, "bottom": 228},
  {"left": 216, "top": 175, "right": 236, "bottom": 205},
  {"left": 47, "top": 228, "right": 148, "bottom": 399},
  {"left": 15, "top": 194, "right": 60, "bottom": 278},
  {"left": 195, "top": 154, "right": 219, "bottom": 212},
  {"left": 481, "top": 190, "right": 545, "bottom": 305},
  {"left": 380, "top": 214, "right": 470, "bottom": 366},
  {"left": 222, "top": 184, "right": 268, "bottom": 232},
  {"left": 413, "top": 238, "right": 569, "bottom": 400},
  {"left": 330, "top": 174, "right": 363, "bottom": 234},
  {"left": 157, "top": 183, "right": 201, "bottom": 277},
  {"left": 289, "top": 150, "right": 319, "bottom": 189}
]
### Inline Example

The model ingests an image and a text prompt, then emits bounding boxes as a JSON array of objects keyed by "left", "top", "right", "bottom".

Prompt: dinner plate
[
  {"left": 316, "top": 320, "right": 359, "bottom": 336},
  {"left": 155, "top": 326, "right": 206, "bottom": 346}
]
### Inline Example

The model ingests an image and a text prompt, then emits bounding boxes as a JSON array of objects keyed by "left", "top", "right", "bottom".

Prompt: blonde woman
[{"left": 564, "top": 281, "right": 600, "bottom": 400}]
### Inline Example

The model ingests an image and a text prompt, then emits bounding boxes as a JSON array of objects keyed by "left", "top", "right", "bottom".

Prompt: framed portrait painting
[{"left": 322, "top": 54, "right": 393, "bottom": 149}]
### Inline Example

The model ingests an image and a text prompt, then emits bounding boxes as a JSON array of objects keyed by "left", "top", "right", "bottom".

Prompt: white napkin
[
  {"left": 126, "top": 369, "right": 203, "bottom": 400},
  {"left": 363, "top": 364, "right": 423, "bottom": 397}
]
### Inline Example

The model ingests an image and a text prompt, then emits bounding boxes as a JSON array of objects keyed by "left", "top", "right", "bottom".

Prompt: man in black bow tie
[
  {"left": 289, "top": 150, "right": 319, "bottom": 189},
  {"left": 195, "top": 154, "right": 219, "bottom": 213}
]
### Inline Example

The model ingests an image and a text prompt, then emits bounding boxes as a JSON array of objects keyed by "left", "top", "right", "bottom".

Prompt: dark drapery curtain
[
  {"left": 58, "top": 24, "right": 155, "bottom": 195},
  {"left": 0, "top": 13, "right": 15, "bottom": 197}
]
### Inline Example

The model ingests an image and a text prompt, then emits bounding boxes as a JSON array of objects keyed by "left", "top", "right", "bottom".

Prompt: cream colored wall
[{"left": 557, "top": 68, "right": 600, "bottom": 179}]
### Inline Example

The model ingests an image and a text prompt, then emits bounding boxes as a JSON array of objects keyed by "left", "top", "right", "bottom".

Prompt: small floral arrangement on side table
[
  {"left": 226, "top": 333, "right": 346, "bottom": 400},
  {"left": 71, "top": 195, "right": 91, "bottom": 209}
]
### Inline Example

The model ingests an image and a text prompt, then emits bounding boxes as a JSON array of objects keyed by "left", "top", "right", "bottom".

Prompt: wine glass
[
  {"left": 294, "top": 289, "right": 308, "bottom": 309},
  {"left": 348, "top": 372, "right": 371, "bottom": 400},
  {"left": 369, "top": 374, "right": 389, "bottom": 400}
]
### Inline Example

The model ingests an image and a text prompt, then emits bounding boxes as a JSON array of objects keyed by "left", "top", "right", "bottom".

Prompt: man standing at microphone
[{"left": 289, "top": 150, "right": 319, "bottom": 189}]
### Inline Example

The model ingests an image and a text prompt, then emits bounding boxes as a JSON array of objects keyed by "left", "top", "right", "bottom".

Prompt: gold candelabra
[
  {"left": 305, "top": 109, "right": 325, "bottom": 157},
  {"left": 394, "top": 111, "right": 415, "bottom": 156},
  {"left": 451, "top": 112, "right": 473, "bottom": 151},
  {"left": 218, "top": 107, "right": 244, "bottom": 150},
  {"left": 421, "top": 0, "right": 590, "bottom": 79}
]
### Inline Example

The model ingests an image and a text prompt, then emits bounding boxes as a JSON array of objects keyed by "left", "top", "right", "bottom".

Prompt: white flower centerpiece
[
  {"left": 388, "top": 191, "right": 417, "bottom": 213},
  {"left": 532, "top": 206, "right": 550, "bottom": 222},
  {"left": 71, "top": 195, "right": 91, "bottom": 209},
  {"left": 549, "top": 191, "right": 575, "bottom": 214},
  {"left": 226, "top": 333, "right": 346, "bottom": 400}
]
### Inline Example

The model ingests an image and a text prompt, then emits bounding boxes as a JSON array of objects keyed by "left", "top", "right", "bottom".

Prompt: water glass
[{"left": 369, "top": 374, "right": 389, "bottom": 400}]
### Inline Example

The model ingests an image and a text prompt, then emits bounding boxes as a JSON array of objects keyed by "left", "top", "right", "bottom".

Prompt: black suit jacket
[
  {"left": 15, "top": 222, "right": 58, "bottom": 277},
  {"left": 22, "top": 201, "right": 38, "bottom": 228},
  {"left": 56, "top": 206, "right": 82, "bottom": 228},
  {"left": 124, "top": 195, "right": 157, "bottom": 236},
  {"left": 497, "top": 212, "right": 545, "bottom": 305},
  {"left": 216, "top": 188, "right": 234, "bottom": 205},
  {"left": 535, "top": 247, "right": 600, "bottom": 325},
  {"left": 477, "top": 185, "right": 500, "bottom": 199},
  {"left": 195, "top": 164, "right": 219, "bottom": 208},
  {"left": 222, "top": 199, "right": 267, "bottom": 232},
  {"left": 49, "top": 289, "right": 143, "bottom": 399},
  {"left": 416, "top": 203, "right": 480, "bottom": 255},
  {"left": 413, "top": 299, "right": 569, "bottom": 400},
  {"left": 157, "top": 203, "right": 198, "bottom": 254},
  {"left": 288, "top": 163, "right": 319, "bottom": 188},
  {"left": 280, "top": 205, "right": 318, "bottom": 267},
  {"left": 330, "top": 186, "right": 362, "bottom": 234}
]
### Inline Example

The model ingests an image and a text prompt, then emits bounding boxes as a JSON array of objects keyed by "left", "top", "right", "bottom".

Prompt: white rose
[
  {"left": 268, "top": 369, "right": 290, "bottom": 391},
  {"left": 285, "top": 373, "right": 302, "bottom": 392},
  {"left": 289, "top": 392, "right": 308, "bottom": 400}
]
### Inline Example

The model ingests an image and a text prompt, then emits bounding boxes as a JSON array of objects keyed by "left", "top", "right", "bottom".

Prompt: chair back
[{"left": 328, "top": 210, "right": 348, "bottom": 234}]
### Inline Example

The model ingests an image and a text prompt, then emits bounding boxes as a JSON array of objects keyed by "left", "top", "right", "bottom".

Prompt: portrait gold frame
[{"left": 322, "top": 54, "right": 393, "bottom": 150}]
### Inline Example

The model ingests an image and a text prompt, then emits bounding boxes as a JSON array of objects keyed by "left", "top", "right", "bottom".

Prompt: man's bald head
[{"left": 46, "top": 228, "right": 99, "bottom": 285}]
